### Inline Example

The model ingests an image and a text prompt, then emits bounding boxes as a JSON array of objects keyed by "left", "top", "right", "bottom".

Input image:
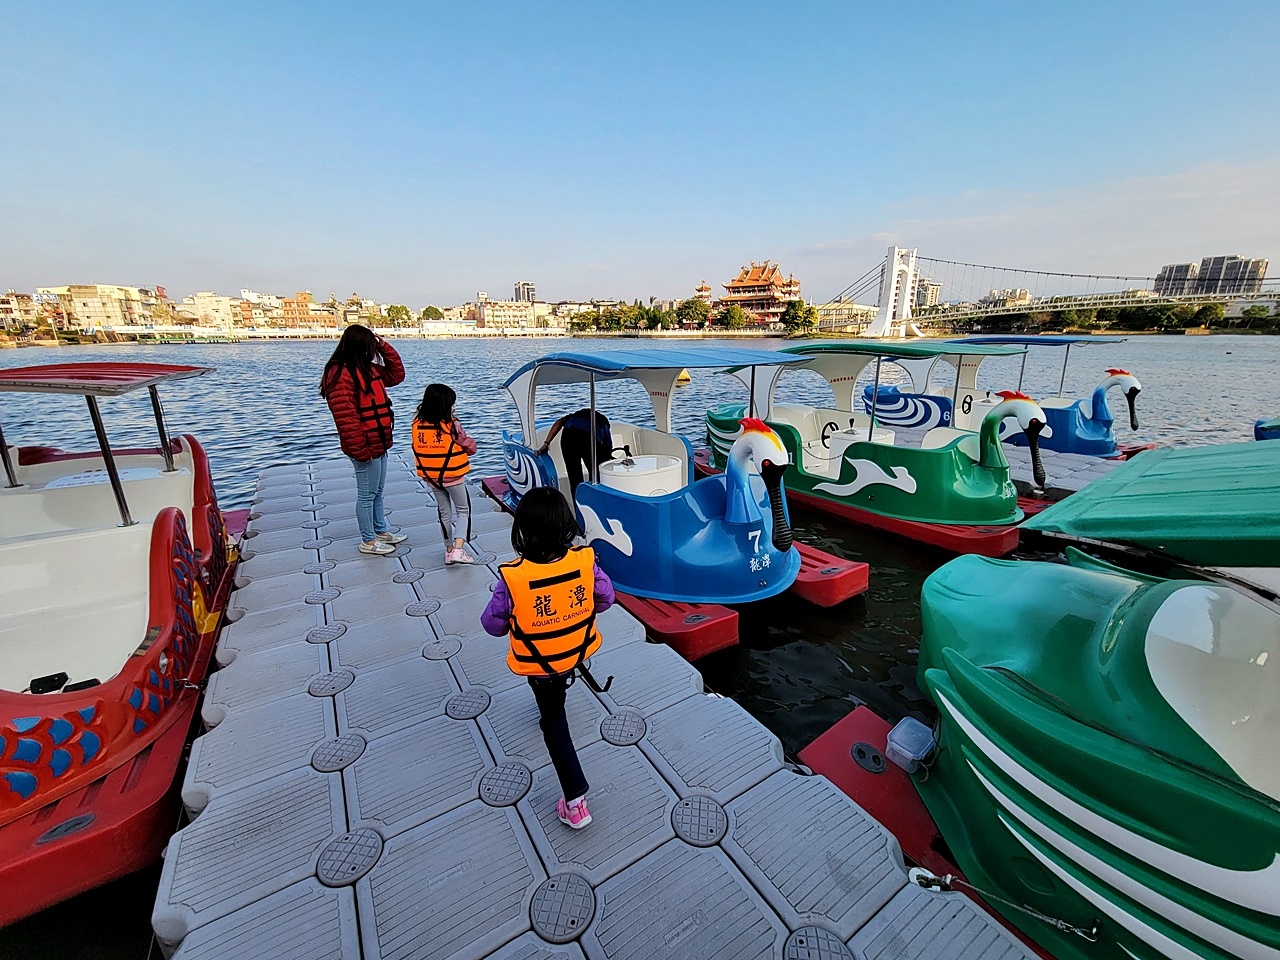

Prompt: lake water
[{"left": 1, "top": 334, "right": 1275, "bottom": 957}]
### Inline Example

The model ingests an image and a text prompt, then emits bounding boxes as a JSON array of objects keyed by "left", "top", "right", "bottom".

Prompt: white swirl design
[
  {"left": 503, "top": 441, "right": 544, "bottom": 497},
  {"left": 707, "top": 419, "right": 744, "bottom": 461},
  {"left": 861, "top": 389, "right": 949, "bottom": 429}
]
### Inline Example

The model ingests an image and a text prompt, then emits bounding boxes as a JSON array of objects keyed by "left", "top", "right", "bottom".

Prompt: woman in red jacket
[{"left": 319, "top": 325, "right": 408, "bottom": 556}]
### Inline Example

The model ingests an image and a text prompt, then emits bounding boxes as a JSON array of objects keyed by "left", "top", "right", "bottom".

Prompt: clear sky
[{"left": 2, "top": 1, "right": 1277, "bottom": 306}]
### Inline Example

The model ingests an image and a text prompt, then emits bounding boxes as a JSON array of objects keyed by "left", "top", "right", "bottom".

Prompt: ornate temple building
[{"left": 718, "top": 261, "right": 802, "bottom": 323}]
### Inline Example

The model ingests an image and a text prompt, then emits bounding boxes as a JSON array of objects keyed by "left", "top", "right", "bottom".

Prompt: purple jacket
[{"left": 481, "top": 561, "right": 615, "bottom": 637}]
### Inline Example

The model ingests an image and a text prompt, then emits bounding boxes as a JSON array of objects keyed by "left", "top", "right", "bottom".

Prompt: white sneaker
[
  {"left": 359, "top": 540, "right": 396, "bottom": 556},
  {"left": 376, "top": 531, "right": 408, "bottom": 544}
]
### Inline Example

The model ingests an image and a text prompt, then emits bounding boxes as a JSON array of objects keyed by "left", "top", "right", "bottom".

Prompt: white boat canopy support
[
  {"left": 0, "top": 363, "right": 213, "bottom": 526},
  {"left": 502, "top": 348, "right": 807, "bottom": 444}
]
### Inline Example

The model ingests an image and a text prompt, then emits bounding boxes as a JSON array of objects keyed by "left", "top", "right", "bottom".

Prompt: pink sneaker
[
  {"left": 556, "top": 796, "right": 591, "bottom": 829},
  {"left": 445, "top": 547, "right": 476, "bottom": 565}
]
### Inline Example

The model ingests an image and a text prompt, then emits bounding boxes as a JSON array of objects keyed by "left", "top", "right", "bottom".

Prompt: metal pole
[
  {"left": 749, "top": 367, "right": 756, "bottom": 418},
  {"left": 86, "top": 395, "right": 134, "bottom": 526},
  {"left": 148, "top": 385, "right": 176, "bottom": 472},
  {"left": 1017, "top": 352, "right": 1027, "bottom": 392},
  {"left": 868, "top": 356, "right": 882, "bottom": 442},
  {"left": 950, "top": 359, "right": 962, "bottom": 426},
  {"left": 589, "top": 373, "right": 598, "bottom": 484},
  {"left": 1058, "top": 344, "right": 1071, "bottom": 397},
  {"left": 0, "top": 421, "right": 20, "bottom": 488}
]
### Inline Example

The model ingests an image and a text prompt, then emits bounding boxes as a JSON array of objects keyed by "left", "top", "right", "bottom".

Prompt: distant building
[
  {"left": 474, "top": 298, "right": 535, "bottom": 329},
  {"left": 914, "top": 278, "right": 943, "bottom": 308},
  {"left": 1154, "top": 262, "right": 1198, "bottom": 296},
  {"left": 0, "top": 290, "right": 40, "bottom": 329},
  {"left": 1195, "top": 255, "right": 1268, "bottom": 296},
  {"left": 979, "top": 288, "right": 1031, "bottom": 308},
  {"left": 38, "top": 284, "right": 157, "bottom": 327},
  {"left": 694, "top": 280, "right": 713, "bottom": 304},
  {"left": 281, "top": 291, "right": 335, "bottom": 328},
  {"left": 718, "top": 261, "right": 801, "bottom": 324},
  {"left": 815, "top": 297, "right": 877, "bottom": 331},
  {"left": 514, "top": 281, "right": 536, "bottom": 302},
  {"left": 176, "top": 291, "right": 241, "bottom": 327}
]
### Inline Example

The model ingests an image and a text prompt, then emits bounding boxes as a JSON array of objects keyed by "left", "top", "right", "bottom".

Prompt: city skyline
[{"left": 2, "top": 2, "right": 1277, "bottom": 304}]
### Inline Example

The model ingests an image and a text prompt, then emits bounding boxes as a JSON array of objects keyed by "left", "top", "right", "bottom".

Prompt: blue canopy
[
  {"left": 503, "top": 347, "right": 804, "bottom": 388},
  {"left": 952, "top": 335, "right": 1125, "bottom": 347}
]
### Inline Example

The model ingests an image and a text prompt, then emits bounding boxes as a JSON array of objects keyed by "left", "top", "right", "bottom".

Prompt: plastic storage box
[{"left": 885, "top": 717, "right": 935, "bottom": 774}]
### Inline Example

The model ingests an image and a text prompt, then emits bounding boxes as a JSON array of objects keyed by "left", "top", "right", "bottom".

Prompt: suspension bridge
[{"left": 820, "top": 246, "right": 1279, "bottom": 336}]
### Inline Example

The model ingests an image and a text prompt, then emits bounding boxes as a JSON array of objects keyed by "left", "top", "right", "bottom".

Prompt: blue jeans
[{"left": 350, "top": 454, "right": 389, "bottom": 543}]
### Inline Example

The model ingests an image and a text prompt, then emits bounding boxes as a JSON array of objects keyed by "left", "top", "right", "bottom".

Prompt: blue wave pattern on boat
[{"left": 861, "top": 385, "right": 951, "bottom": 429}]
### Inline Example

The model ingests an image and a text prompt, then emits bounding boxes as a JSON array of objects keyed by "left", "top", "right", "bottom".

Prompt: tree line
[{"left": 949, "top": 301, "right": 1280, "bottom": 335}]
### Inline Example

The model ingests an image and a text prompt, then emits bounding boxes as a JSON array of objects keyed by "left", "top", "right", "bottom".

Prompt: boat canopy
[
  {"left": 0, "top": 362, "right": 214, "bottom": 525},
  {"left": 504, "top": 347, "right": 805, "bottom": 439},
  {"left": 0, "top": 362, "right": 212, "bottom": 396},
  {"left": 952, "top": 335, "right": 1124, "bottom": 347},
  {"left": 1024, "top": 441, "right": 1280, "bottom": 566},
  {"left": 767, "top": 340, "right": 1026, "bottom": 414}
]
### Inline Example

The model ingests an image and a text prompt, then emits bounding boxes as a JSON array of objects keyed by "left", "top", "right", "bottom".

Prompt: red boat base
[
  {"left": 790, "top": 543, "right": 869, "bottom": 607},
  {"left": 614, "top": 592, "right": 738, "bottom": 661},
  {"left": 800, "top": 706, "right": 1052, "bottom": 960}
]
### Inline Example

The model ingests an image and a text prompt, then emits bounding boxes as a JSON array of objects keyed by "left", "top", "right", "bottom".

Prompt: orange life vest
[
  {"left": 356, "top": 369, "right": 394, "bottom": 450},
  {"left": 412, "top": 420, "right": 470, "bottom": 487},
  {"left": 500, "top": 546, "right": 603, "bottom": 677}
]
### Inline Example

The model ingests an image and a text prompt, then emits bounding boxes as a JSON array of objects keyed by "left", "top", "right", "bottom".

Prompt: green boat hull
[
  {"left": 916, "top": 548, "right": 1280, "bottom": 960},
  {"left": 706, "top": 402, "right": 1022, "bottom": 526}
]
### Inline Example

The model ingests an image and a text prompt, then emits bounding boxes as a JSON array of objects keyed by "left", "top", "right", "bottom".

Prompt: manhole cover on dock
[
  {"left": 405, "top": 599, "right": 441, "bottom": 617},
  {"left": 530, "top": 874, "right": 594, "bottom": 943},
  {"left": 392, "top": 569, "right": 424, "bottom": 584},
  {"left": 672, "top": 795, "right": 727, "bottom": 847},
  {"left": 301, "top": 519, "right": 330, "bottom": 530},
  {"left": 311, "top": 734, "right": 367, "bottom": 772},
  {"left": 479, "top": 763, "right": 531, "bottom": 807},
  {"left": 305, "top": 588, "right": 341, "bottom": 604},
  {"left": 308, "top": 670, "right": 355, "bottom": 697},
  {"left": 784, "top": 927, "right": 855, "bottom": 960},
  {"left": 422, "top": 636, "right": 462, "bottom": 660},
  {"left": 446, "top": 689, "right": 491, "bottom": 720},
  {"left": 600, "top": 712, "right": 646, "bottom": 746},
  {"left": 304, "top": 560, "right": 336, "bottom": 574},
  {"left": 307, "top": 623, "right": 347, "bottom": 644},
  {"left": 316, "top": 829, "right": 383, "bottom": 887},
  {"left": 301, "top": 538, "right": 333, "bottom": 550}
]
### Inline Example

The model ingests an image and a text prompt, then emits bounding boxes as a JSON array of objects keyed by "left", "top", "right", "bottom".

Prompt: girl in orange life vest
[
  {"left": 481, "top": 487, "right": 615, "bottom": 830},
  {"left": 411, "top": 383, "right": 478, "bottom": 564},
  {"left": 319, "top": 325, "right": 408, "bottom": 556}
]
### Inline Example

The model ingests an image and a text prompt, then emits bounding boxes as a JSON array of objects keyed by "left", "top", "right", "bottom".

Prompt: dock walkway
[{"left": 152, "top": 456, "right": 1037, "bottom": 960}]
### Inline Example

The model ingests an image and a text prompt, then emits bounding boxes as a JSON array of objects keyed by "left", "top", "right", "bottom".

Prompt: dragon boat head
[
  {"left": 727, "top": 417, "right": 793, "bottom": 552},
  {"left": 1100, "top": 368, "right": 1142, "bottom": 431},
  {"left": 990, "top": 391, "right": 1049, "bottom": 488}
]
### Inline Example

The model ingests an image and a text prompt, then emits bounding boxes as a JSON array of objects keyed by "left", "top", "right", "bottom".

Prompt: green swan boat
[
  {"left": 916, "top": 545, "right": 1279, "bottom": 960},
  {"left": 703, "top": 340, "right": 1047, "bottom": 555}
]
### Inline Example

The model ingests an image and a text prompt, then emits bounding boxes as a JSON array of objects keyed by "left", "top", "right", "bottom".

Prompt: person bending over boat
[
  {"left": 319, "top": 325, "right": 408, "bottom": 556},
  {"left": 481, "top": 487, "right": 615, "bottom": 829},
  {"left": 536, "top": 408, "right": 612, "bottom": 496},
  {"left": 412, "top": 382, "right": 478, "bottom": 565}
]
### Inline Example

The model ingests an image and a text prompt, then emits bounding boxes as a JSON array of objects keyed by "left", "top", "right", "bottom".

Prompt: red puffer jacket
[{"left": 322, "top": 341, "right": 406, "bottom": 461}]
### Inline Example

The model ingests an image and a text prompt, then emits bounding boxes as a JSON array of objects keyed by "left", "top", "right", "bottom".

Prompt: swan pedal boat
[
  {"left": 480, "top": 348, "right": 868, "bottom": 657},
  {"left": 0, "top": 362, "right": 242, "bottom": 926},
  {"left": 862, "top": 335, "right": 1151, "bottom": 459},
  {"left": 702, "top": 340, "right": 1053, "bottom": 556}
]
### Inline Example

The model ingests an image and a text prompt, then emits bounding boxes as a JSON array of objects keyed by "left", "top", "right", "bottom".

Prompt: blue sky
[{"left": 2, "top": 1, "right": 1277, "bottom": 305}]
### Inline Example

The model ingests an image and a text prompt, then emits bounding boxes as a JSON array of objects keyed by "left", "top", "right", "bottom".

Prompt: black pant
[
  {"left": 528, "top": 674, "right": 589, "bottom": 801},
  {"left": 560, "top": 428, "right": 610, "bottom": 497}
]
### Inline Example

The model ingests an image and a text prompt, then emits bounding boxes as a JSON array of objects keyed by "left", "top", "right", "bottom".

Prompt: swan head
[
  {"left": 992, "top": 390, "right": 1048, "bottom": 489},
  {"left": 728, "top": 417, "right": 790, "bottom": 476},
  {"left": 1101, "top": 368, "right": 1142, "bottom": 430}
]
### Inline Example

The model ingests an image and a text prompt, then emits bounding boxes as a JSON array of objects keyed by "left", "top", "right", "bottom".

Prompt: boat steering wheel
[{"left": 820, "top": 421, "right": 839, "bottom": 449}]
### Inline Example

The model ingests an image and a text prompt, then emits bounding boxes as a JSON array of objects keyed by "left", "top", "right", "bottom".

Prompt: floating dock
[{"left": 151, "top": 456, "right": 1038, "bottom": 960}]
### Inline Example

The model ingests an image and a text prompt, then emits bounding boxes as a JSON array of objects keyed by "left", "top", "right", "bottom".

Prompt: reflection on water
[{"left": 0, "top": 334, "right": 1274, "bottom": 953}]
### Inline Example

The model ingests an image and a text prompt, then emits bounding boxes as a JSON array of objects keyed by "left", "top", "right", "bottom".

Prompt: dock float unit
[{"left": 151, "top": 456, "right": 1037, "bottom": 960}]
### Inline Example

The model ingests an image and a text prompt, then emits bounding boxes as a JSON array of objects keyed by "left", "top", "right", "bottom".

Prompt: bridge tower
[{"left": 863, "top": 245, "right": 920, "bottom": 338}]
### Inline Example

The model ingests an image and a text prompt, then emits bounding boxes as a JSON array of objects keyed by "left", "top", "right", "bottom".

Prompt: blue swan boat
[
  {"left": 862, "top": 335, "right": 1147, "bottom": 458},
  {"left": 498, "top": 348, "right": 805, "bottom": 604}
]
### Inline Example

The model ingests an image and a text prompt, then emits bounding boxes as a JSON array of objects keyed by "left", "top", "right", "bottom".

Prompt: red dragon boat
[{"left": 0, "top": 363, "right": 244, "bottom": 926}]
